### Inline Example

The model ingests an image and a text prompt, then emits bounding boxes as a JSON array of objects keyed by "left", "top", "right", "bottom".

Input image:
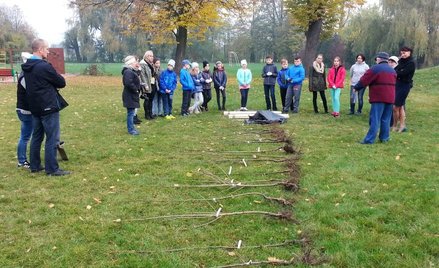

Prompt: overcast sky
[{"left": 0, "top": 0, "right": 380, "bottom": 46}]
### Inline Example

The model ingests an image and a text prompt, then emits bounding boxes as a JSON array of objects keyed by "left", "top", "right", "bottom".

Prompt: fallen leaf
[
  {"left": 93, "top": 198, "right": 102, "bottom": 204},
  {"left": 395, "top": 155, "right": 401, "bottom": 160},
  {"left": 363, "top": 190, "right": 368, "bottom": 193},
  {"left": 48, "top": 203, "right": 55, "bottom": 208},
  {"left": 113, "top": 219, "right": 121, "bottom": 223},
  {"left": 118, "top": 168, "right": 123, "bottom": 171},
  {"left": 52, "top": 246, "right": 57, "bottom": 250},
  {"left": 186, "top": 172, "right": 193, "bottom": 177},
  {"left": 227, "top": 251, "right": 236, "bottom": 256},
  {"left": 267, "top": 257, "right": 281, "bottom": 262},
  {"left": 253, "top": 200, "right": 262, "bottom": 204},
  {"left": 86, "top": 205, "right": 92, "bottom": 210}
]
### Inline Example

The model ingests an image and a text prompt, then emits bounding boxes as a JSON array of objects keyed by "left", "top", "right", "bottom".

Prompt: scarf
[{"left": 313, "top": 61, "right": 324, "bottom": 74}]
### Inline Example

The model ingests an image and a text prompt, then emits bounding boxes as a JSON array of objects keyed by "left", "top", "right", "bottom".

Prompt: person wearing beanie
[
  {"left": 122, "top": 55, "right": 141, "bottom": 135},
  {"left": 151, "top": 57, "right": 164, "bottom": 117},
  {"left": 326, "top": 56, "right": 346, "bottom": 117},
  {"left": 236, "top": 59, "right": 252, "bottom": 111},
  {"left": 284, "top": 57, "right": 305, "bottom": 114},
  {"left": 189, "top": 62, "right": 204, "bottom": 114},
  {"left": 179, "top": 59, "right": 195, "bottom": 116},
  {"left": 159, "top": 59, "right": 178, "bottom": 119},
  {"left": 16, "top": 52, "right": 33, "bottom": 169},
  {"left": 354, "top": 51, "right": 396, "bottom": 144},
  {"left": 349, "top": 53, "right": 369, "bottom": 115},
  {"left": 200, "top": 60, "right": 213, "bottom": 111},
  {"left": 388, "top": 56, "right": 399, "bottom": 68},
  {"left": 213, "top": 60, "right": 227, "bottom": 110},
  {"left": 261, "top": 55, "right": 278, "bottom": 110},
  {"left": 393, "top": 46, "right": 415, "bottom": 133}
]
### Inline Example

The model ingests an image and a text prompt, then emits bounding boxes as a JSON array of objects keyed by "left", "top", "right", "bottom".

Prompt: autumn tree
[
  {"left": 72, "top": 0, "right": 244, "bottom": 71},
  {"left": 284, "top": 0, "right": 365, "bottom": 71}
]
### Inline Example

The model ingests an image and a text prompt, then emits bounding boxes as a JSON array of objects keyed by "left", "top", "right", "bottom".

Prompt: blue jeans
[
  {"left": 362, "top": 103, "right": 393, "bottom": 144},
  {"left": 284, "top": 84, "right": 302, "bottom": 113},
  {"left": 350, "top": 86, "right": 365, "bottom": 113},
  {"left": 264, "top": 84, "right": 277, "bottom": 110},
  {"left": 152, "top": 92, "right": 164, "bottom": 116},
  {"left": 240, "top": 88, "right": 249, "bottom": 107},
  {"left": 17, "top": 111, "right": 33, "bottom": 164},
  {"left": 30, "top": 112, "right": 60, "bottom": 173},
  {"left": 161, "top": 92, "right": 173, "bottom": 116},
  {"left": 127, "top": 108, "right": 136, "bottom": 133}
]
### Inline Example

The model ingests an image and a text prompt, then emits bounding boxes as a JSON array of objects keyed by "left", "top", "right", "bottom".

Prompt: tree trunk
[
  {"left": 174, "top": 26, "right": 188, "bottom": 75},
  {"left": 303, "top": 19, "right": 323, "bottom": 74}
]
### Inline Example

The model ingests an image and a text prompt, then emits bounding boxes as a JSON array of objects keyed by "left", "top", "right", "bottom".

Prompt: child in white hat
[{"left": 236, "top": 59, "right": 252, "bottom": 111}]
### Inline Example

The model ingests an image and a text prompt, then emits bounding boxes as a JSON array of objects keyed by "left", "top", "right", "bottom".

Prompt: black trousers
[
  {"left": 215, "top": 87, "right": 226, "bottom": 110},
  {"left": 143, "top": 89, "right": 156, "bottom": 119},
  {"left": 264, "top": 84, "right": 277, "bottom": 110},
  {"left": 279, "top": 87, "right": 287, "bottom": 109},
  {"left": 312, "top": 91, "right": 328, "bottom": 113},
  {"left": 202, "top": 88, "right": 212, "bottom": 109},
  {"left": 181, "top": 90, "right": 192, "bottom": 115}
]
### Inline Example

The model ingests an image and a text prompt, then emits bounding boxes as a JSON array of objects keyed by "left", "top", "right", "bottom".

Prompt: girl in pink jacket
[{"left": 327, "top": 56, "right": 346, "bottom": 117}]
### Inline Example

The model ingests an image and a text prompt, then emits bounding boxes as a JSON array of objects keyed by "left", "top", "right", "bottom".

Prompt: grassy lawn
[{"left": 0, "top": 65, "right": 438, "bottom": 267}]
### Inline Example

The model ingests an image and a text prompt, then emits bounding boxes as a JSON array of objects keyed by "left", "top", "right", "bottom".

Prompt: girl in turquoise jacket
[{"left": 236, "top": 59, "right": 252, "bottom": 111}]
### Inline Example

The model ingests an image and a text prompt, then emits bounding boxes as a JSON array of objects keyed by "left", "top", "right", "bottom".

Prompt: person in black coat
[
  {"left": 261, "top": 55, "right": 278, "bottom": 110},
  {"left": 392, "top": 46, "right": 416, "bottom": 133},
  {"left": 122, "top": 55, "right": 141, "bottom": 135},
  {"left": 21, "top": 38, "right": 69, "bottom": 176}
]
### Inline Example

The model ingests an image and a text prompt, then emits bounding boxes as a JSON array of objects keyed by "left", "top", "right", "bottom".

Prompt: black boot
[
  {"left": 349, "top": 103, "right": 355, "bottom": 115},
  {"left": 134, "top": 115, "right": 142, "bottom": 124}
]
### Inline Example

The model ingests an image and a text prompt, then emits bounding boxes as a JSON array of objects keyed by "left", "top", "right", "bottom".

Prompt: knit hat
[
  {"left": 375, "top": 52, "right": 389, "bottom": 60},
  {"left": 182, "top": 59, "right": 191, "bottom": 66},
  {"left": 21, "top": 52, "right": 32, "bottom": 63},
  {"left": 191, "top": 62, "right": 199, "bottom": 69},
  {"left": 202, "top": 60, "right": 209, "bottom": 68},
  {"left": 240, "top": 59, "right": 248, "bottom": 65},
  {"left": 389, "top": 56, "right": 399, "bottom": 64},
  {"left": 124, "top": 55, "right": 137, "bottom": 66},
  {"left": 168, "top": 59, "right": 175, "bottom": 67},
  {"left": 215, "top": 61, "right": 222, "bottom": 66}
]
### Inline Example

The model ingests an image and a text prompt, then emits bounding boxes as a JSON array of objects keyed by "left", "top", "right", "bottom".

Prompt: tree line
[{"left": 1, "top": 0, "right": 438, "bottom": 70}]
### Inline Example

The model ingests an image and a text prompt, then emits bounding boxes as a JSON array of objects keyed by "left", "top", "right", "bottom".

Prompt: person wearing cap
[
  {"left": 284, "top": 57, "right": 305, "bottom": 114},
  {"left": 349, "top": 53, "right": 369, "bottom": 115},
  {"left": 213, "top": 60, "right": 227, "bottom": 110},
  {"left": 388, "top": 56, "right": 399, "bottom": 68},
  {"left": 180, "top": 59, "right": 195, "bottom": 116},
  {"left": 261, "top": 55, "right": 278, "bottom": 110},
  {"left": 237, "top": 59, "right": 253, "bottom": 111},
  {"left": 327, "top": 56, "right": 346, "bottom": 117},
  {"left": 16, "top": 52, "right": 33, "bottom": 169},
  {"left": 393, "top": 46, "right": 416, "bottom": 133},
  {"left": 159, "top": 59, "right": 177, "bottom": 119},
  {"left": 354, "top": 52, "right": 396, "bottom": 144},
  {"left": 200, "top": 60, "right": 213, "bottom": 111},
  {"left": 21, "top": 38, "right": 70, "bottom": 176}
]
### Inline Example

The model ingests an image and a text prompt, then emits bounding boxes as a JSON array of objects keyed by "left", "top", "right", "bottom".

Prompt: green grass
[{"left": 0, "top": 65, "right": 438, "bottom": 267}]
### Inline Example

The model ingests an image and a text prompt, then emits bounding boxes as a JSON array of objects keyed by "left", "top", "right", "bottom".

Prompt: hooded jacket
[
  {"left": 21, "top": 58, "right": 66, "bottom": 116},
  {"left": 285, "top": 64, "right": 305, "bottom": 86}
]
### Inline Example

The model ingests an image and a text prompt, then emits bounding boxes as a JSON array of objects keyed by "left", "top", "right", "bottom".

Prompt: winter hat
[
  {"left": 191, "top": 62, "right": 199, "bottom": 69},
  {"left": 168, "top": 59, "right": 175, "bottom": 67},
  {"left": 375, "top": 52, "right": 389, "bottom": 60},
  {"left": 203, "top": 60, "right": 209, "bottom": 68},
  {"left": 124, "top": 55, "right": 137, "bottom": 66},
  {"left": 240, "top": 59, "right": 248, "bottom": 65},
  {"left": 182, "top": 59, "right": 191, "bottom": 66},
  {"left": 215, "top": 61, "right": 222, "bottom": 66},
  {"left": 21, "top": 52, "right": 32, "bottom": 62},
  {"left": 389, "top": 56, "right": 399, "bottom": 64}
]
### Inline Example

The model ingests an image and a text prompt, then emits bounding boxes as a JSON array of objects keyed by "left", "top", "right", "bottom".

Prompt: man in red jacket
[{"left": 354, "top": 52, "right": 396, "bottom": 144}]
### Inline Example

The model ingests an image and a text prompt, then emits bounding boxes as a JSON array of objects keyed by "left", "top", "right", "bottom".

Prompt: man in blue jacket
[
  {"left": 283, "top": 57, "right": 305, "bottom": 114},
  {"left": 22, "top": 38, "right": 70, "bottom": 176}
]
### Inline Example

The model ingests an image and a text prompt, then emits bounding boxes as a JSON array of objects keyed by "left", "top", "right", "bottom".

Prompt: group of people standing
[{"left": 121, "top": 47, "right": 416, "bottom": 144}]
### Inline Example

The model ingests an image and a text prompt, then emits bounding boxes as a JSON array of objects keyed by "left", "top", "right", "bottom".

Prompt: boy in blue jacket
[
  {"left": 160, "top": 59, "right": 177, "bottom": 119},
  {"left": 283, "top": 57, "right": 305, "bottom": 113},
  {"left": 179, "top": 59, "right": 194, "bottom": 116},
  {"left": 276, "top": 58, "right": 289, "bottom": 111}
]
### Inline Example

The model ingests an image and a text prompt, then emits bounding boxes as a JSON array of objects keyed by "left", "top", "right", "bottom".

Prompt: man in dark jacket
[
  {"left": 354, "top": 52, "right": 396, "bottom": 144},
  {"left": 22, "top": 38, "right": 70, "bottom": 176}
]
